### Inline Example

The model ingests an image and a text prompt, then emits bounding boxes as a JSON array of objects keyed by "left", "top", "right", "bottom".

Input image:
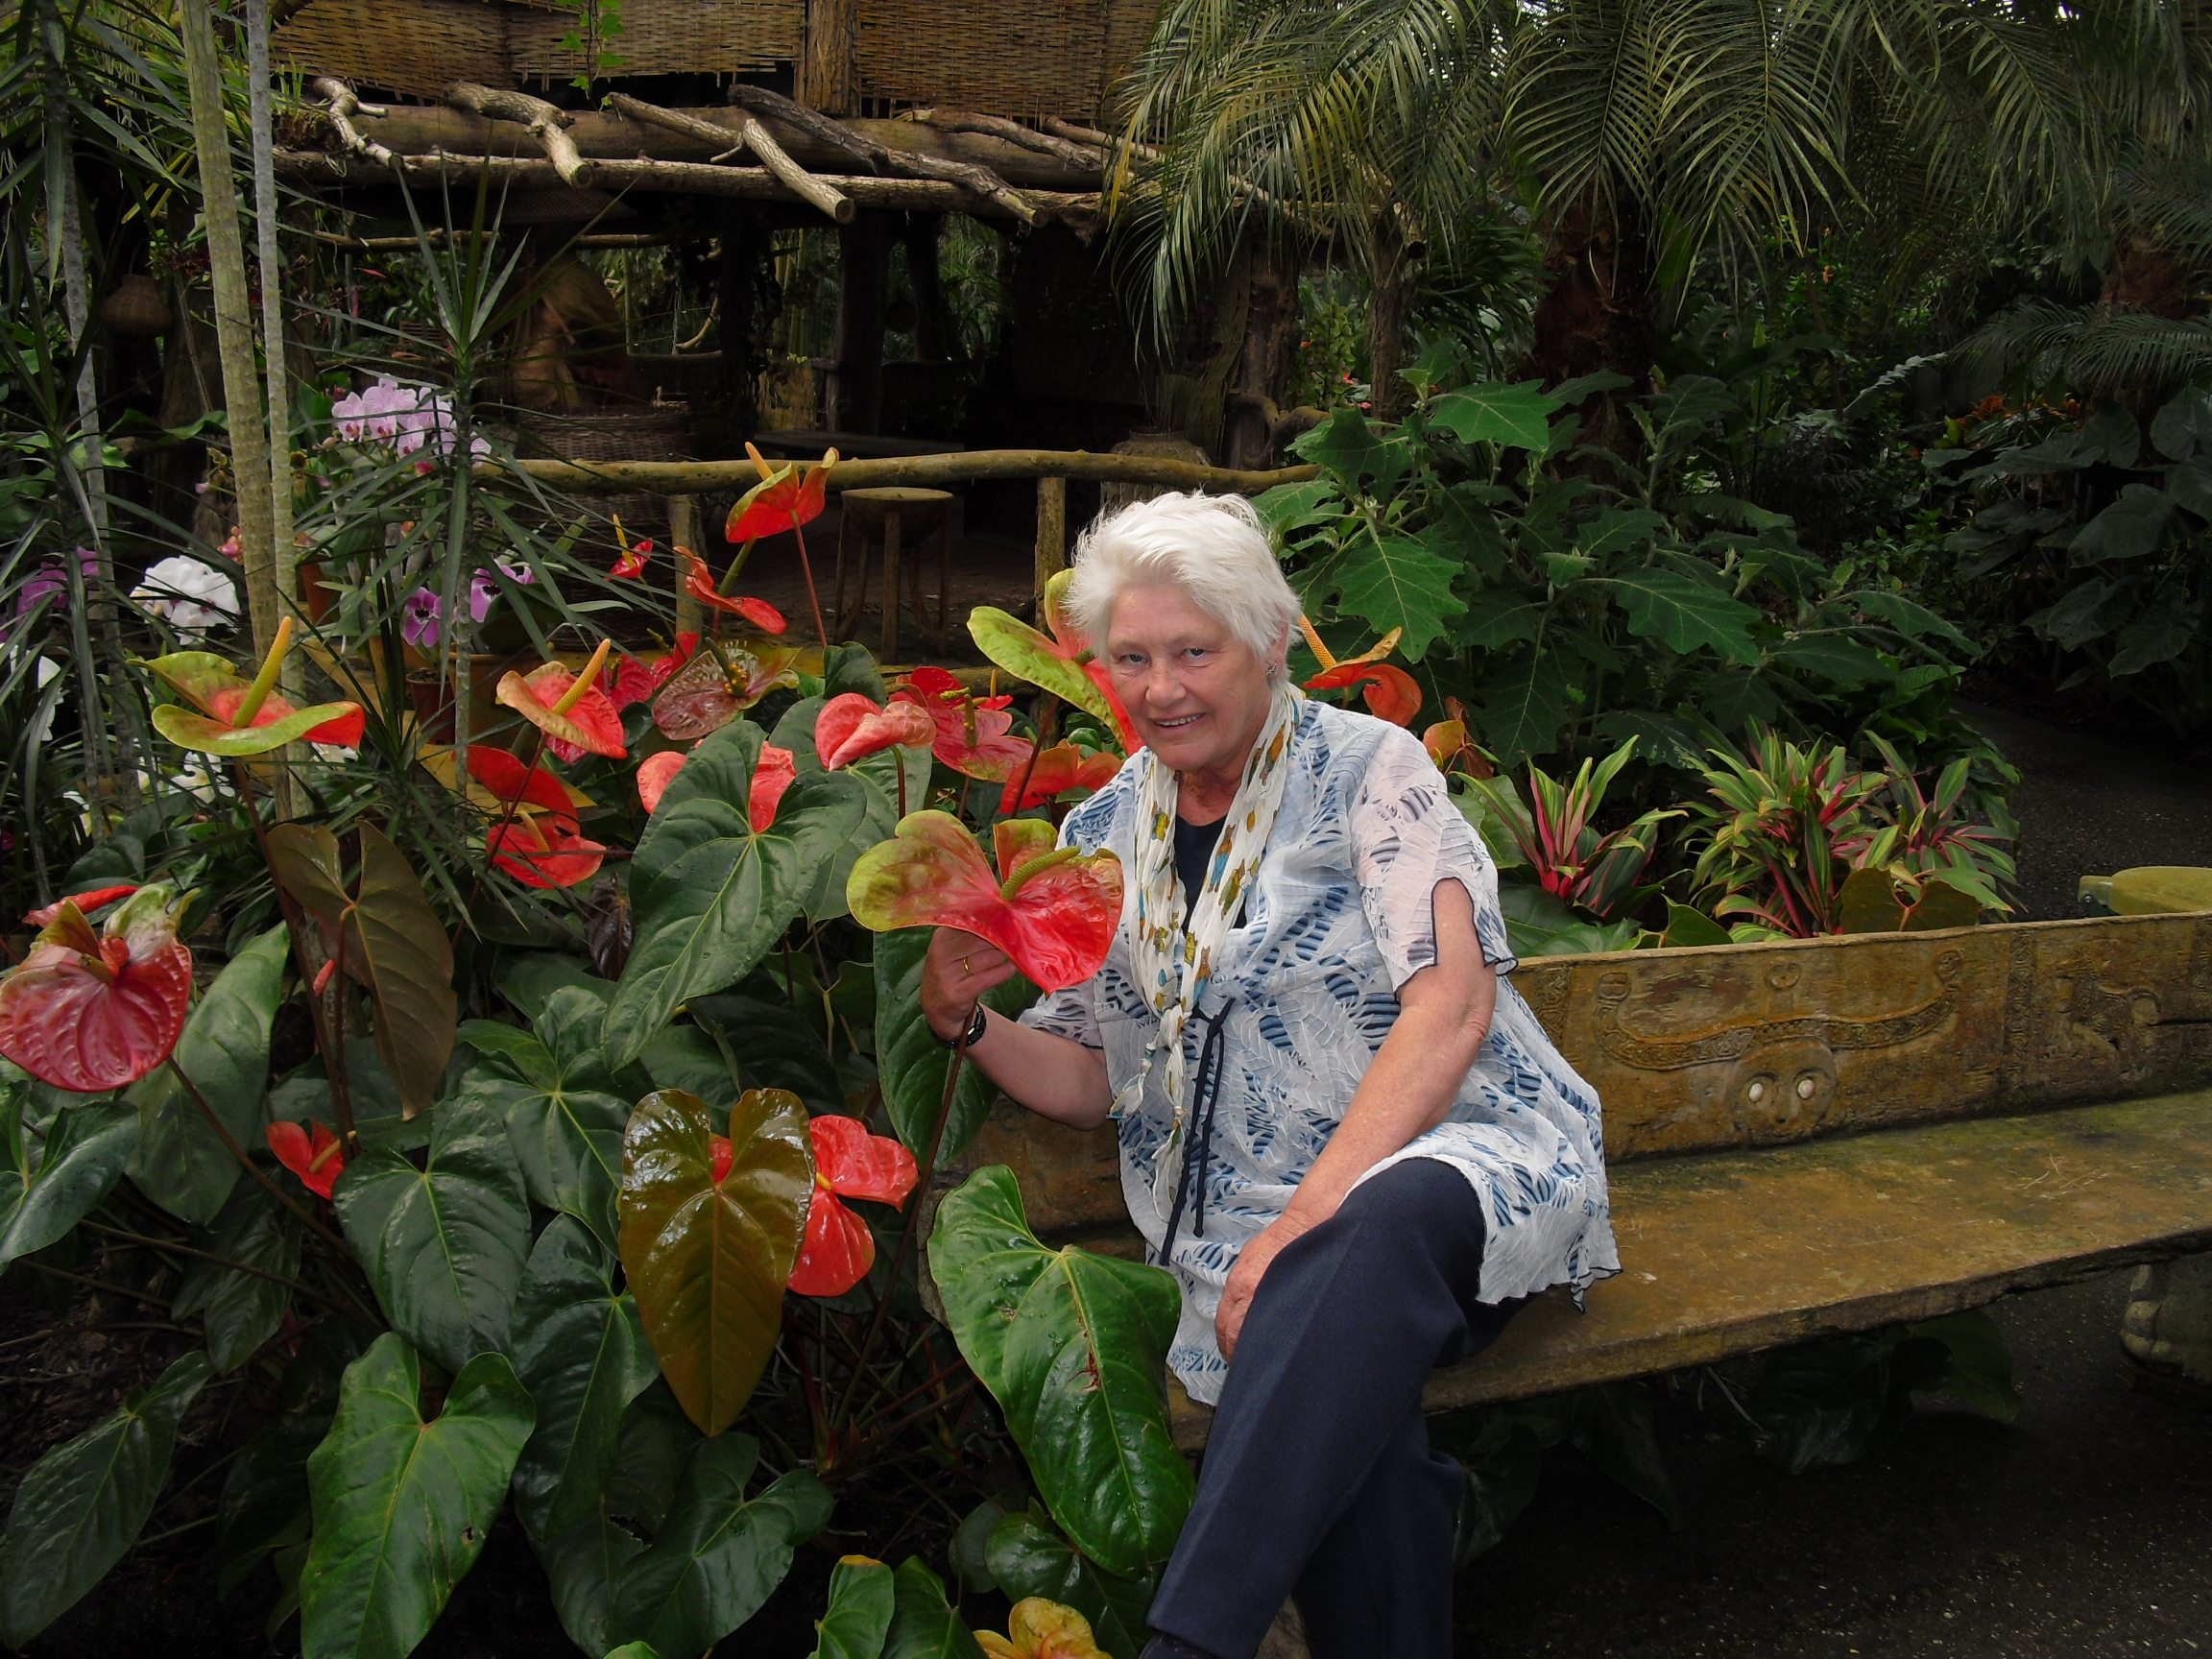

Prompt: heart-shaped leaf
[
  {"left": 688, "top": 973, "right": 844, "bottom": 1118},
  {"left": 533, "top": 1385, "right": 699, "bottom": 1656},
  {"left": 848, "top": 813, "right": 1120, "bottom": 994},
  {"left": 267, "top": 825, "right": 456, "bottom": 1118},
  {"left": 301, "top": 1334, "right": 535, "bottom": 1659},
  {"left": 172, "top": 1183, "right": 300, "bottom": 1371},
  {"left": 511, "top": 1217, "right": 660, "bottom": 1540},
  {"left": 540, "top": 1499, "right": 646, "bottom": 1658},
  {"left": 459, "top": 986, "right": 630, "bottom": 1247},
  {"left": 618, "top": 1088, "right": 812, "bottom": 1434},
  {"left": 873, "top": 928, "right": 1035, "bottom": 1166},
  {"left": 983, "top": 1511, "right": 1155, "bottom": 1659},
  {"left": 608, "top": 1432, "right": 833, "bottom": 1655},
  {"left": 0, "top": 1350, "right": 212, "bottom": 1648},
  {"left": 929, "top": 1168, "right": 1191, "bottom": 1576},
  {"left": 334, "top": 1093, "right": 532, "bottom": 1374},
  {"left": 814, "top": 1554, "right": 897, "bottom": 1659},
  {"left": 885, "top": 1557, "right": 985, "bottom": 1659},
  {"left": 0, "top": 1092, "right": 138, "bottom": 1273},
  {"left": 126, "top": 923, "right": 288, "bottom": 1225},
  {"left": 604, "top": 719, "right": 867, "bottom": 1069}
]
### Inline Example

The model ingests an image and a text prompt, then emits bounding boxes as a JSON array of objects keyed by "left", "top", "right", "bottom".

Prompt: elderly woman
[{"left": 921, "top": 492, "right": 1617, "bottom": 1659}]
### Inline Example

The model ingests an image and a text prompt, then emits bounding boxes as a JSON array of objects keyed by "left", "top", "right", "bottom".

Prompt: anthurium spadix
[
  {"left": 145, "top": 619, "right": 366, "bottom": 757},
  {"left": 0, "top": 884, "right": 193, "bottom": 1091},
  {"left": 846, "top": 812, "right": 1121, "bottom": 993}
]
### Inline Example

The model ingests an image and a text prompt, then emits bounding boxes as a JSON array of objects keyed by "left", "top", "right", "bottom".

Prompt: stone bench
[{"left": 941, "top": 910, "right": 2212, "bottom": 1447}]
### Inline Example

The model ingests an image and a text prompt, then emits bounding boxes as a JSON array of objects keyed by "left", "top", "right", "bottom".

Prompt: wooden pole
[
  {"left": 180, "top": 0, "right": 280, "bottom": 661},
  {"left": 829, "top": 215, "right": 888, "bottom": 435},
  {"left": 669, "top": 495, "right": 704, "bottom": 637},
  {"left": 799, "top": 0, "right": 858, "bottom": 115},
  {"left": 249, "top": 0, "right": 303, "bottom": 816},
  {"left": 505, "top": 449, "right": 1318, "bottom": 495},
  {"left": 1034, "top": 476, "right": 1065, "bottom": 615}
]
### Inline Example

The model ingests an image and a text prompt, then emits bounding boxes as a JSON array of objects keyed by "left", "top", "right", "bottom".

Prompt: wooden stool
[{"left": 832, "top": 487, "right": 954, "bottom": 660}]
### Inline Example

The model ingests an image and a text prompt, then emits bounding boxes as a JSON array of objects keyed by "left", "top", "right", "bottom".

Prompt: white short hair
[{"left": 1062, "top": 491, "right": 1302, "bottom": 669}]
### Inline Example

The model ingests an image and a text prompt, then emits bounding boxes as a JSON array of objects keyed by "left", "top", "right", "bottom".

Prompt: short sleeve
[{"left": 1349, "top": 725, "right": 1518, "bottom": 985}]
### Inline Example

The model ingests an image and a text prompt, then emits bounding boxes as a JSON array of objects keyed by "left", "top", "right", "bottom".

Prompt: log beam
[
  {"left": 904, "top": 108, "right": 1104, "bottom": 172},
  {"left": 607, "top": 92, "right": 854, "bottom": 224},
  {"left": 495, "top": 450, "right": 1320, "bottom": 495},
  {"left": 729, "top": 85, "right": 1039, "bottom": 227},
  {"left": 445, "top": 82, "right": 592, "bottom": 184}
]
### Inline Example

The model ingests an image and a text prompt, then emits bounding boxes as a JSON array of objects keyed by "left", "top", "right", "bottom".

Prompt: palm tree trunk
[
  {"left": 1366, "top": 216, "right": 1416, "bottom": 421},
  {"left": 1528, "top": 190, "right": 1656, "bottom": 451}
]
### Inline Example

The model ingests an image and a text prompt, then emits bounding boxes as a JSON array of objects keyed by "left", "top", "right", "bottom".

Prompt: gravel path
[{"left": 1456, "top": 704, "right": 2212, "bottom": 1658}]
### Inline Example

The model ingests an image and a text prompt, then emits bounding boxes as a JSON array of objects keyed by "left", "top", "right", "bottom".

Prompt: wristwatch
[{"left": 935, "top": 1003, "right": 988, "bottom": 1049}]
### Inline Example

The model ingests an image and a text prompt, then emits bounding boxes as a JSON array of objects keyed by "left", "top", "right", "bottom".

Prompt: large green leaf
[
  {"left": 884, "top": 1557, "right": 983, "bottom": 1659},
  {"left": 1455, "top": 587, "right": 1547, "bottom": 651},
  {"left": 641, "top": 1024, "right": 744, "bottom": 1110},
  {"left": 604, "top": 720, "right": 868, "bottom": 1069},
  {"left": 1289, "top": 408, "right": 1411, "bottom": 497},
  {"left": 334, "top": 1092, "right": 532, "bottom": 1374},
  {"left": 267, "top": 824, "right": 456, "bottom": 1118},
  {"left": 172, "top": 1183, "right": 301, "bottom": 1371},
  {"left": 1327, "top": 530, "right": 1465, "bottom": 661},
  {"left": 1600, "top": 568, "right": 1761, "bottom": 663},
  {"left": 0, "top": 1349, "right": 211, "bottom": 1647},
  {"left": 1426, "top": 381, "right": 1560, "bottom": 452},
  {"left": 617, "top": 1088, "right": 812, "bottom": 1435},
  {"left": 301, "top": 1334, "right": 535, "bottom": 1659},
  {"left": 541, "top": 1498, "right": 645, "bottom": 1658},
  {"left": 984, "top": 1510, "right": 1155, "bottom": 1659},
  {"left": 928, "top": 1168, "right": 1190, "bottom": 1575},
  {"left": 534, "top": 1388, "right": 697, "bottom": 1658},
  {"left": 690, "top": 974, "right": 844, "bottom": 1118},
  {"left": 2071, "top": 483, "right": 2182, "bottom": 561},
  {"left": 0, "top": 1094, "right": 137, "bottom": 1271},
  {"left": 511, "top": 1217, "right": 660, "bottom": 1541},
  {"left": 1476, "top": 651, "right": 1575, "bottom": 769},
  {"left": 125, "top": 924, "right": 288, "bottom": 1225},
  {"left": 607, "top": 1432, "right": 833, "bottom": 1657},
  {"left": 874, "top": 928, "right": 1036, "bottom": 1166},
  {"left": 812, "top": 1554, "right": 896, "bottom": 1659},
  {"left": 773, "top": 695, "right": 918, "bottom": 923},
  {"left": 2109, "top": 604, "right": 2198, "bottom": 676},
  {"left": 459, "top": 986, "right": 630, "bottom": 1248}
]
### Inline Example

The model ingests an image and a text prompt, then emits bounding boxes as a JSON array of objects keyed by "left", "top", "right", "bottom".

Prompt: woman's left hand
[{"left": 1214, "top": 1212, "right": 1313, "bottom": 1360}]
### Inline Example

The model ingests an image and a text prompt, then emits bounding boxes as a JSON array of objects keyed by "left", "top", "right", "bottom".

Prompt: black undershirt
[{"left": 1174, "top": 812, "right": 1224, "bottom": 925}]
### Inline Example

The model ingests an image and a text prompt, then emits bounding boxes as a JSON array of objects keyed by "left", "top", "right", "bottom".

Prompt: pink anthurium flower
[
  {"left": 680, "top": 547, "right": 788, "bottom": 635},
  {"left": 496, "top": 638, "right": 628, "bottom": 762},
  {"left": 485, "top": 813, "right": 606, "bottom": 890},
  {"left": 968, "top": 569, "right": 1137, "bottom": 752},
  {"left": 1304, "top": 661, "right": 1423, "bottom": 727},
  {"left": 788, "top": 1113, "right": 920, "bottom": 1298},
  {"left": 0, "top": 885, "right": 193, "bottom": 1092},
  {"left": 847, "top": 811, "right": 1122, "bottom": 992},
  {"left": 893, "top": 666, "right": 1034, "bottom": 783},
  {"left": 144, "top": 621, "right": 366, "bottom": 757},
  {"left": 750, "top": 745, "right": 798, "bottom": 831},
  {"left": 637, "top": 750, "right": 687, "bottom": 815},
  {"left": 814, "top": 693, "right": 936, "bottom": 769},
  {"left": 268, "top": 1118, "right": 348, "bottom": 1199},
  {"left": 1000, "top": 743, "right": 1123, "bottom": 814},
  {"left": 652, "top": 639, "right": 804, "bottom": 742}
]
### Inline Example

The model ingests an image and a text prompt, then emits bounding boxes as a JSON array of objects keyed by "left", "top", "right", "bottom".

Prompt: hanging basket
[{"left": 100, "top": 275, "right": 174, "bottom": 339}]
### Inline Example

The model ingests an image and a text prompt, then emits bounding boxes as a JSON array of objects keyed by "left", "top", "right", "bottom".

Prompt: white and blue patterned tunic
[{"left": 1021, "top": 701, "right": 1620, "bottom": 1405}]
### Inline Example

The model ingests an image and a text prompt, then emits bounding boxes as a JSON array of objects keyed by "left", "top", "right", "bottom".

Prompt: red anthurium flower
[
  {"left": 611, "top": 516, "right": 655, "bottom": 579},
  {"left": 709, "top": 1133, "right": 734, "bottom": 1186},
  {"left": 815, "top": 693, "right": 936, "bottom": 770},
  {"left": 23, "top": 885, "right": 140, "bottom": 929},
  {"left": 268, "top": 1118, "right": 348, "bottom": 1199},
  {"left": 999, "top": 743, "right": 1123, "bottom": 814},
  {"left": 892, "top": 666, "right": 1034, "bottom": 783},
  {"left": 847, "top": 811, "right": 1122, "bottom": 992},
  {"left": 680, "top": 547, "right": 788, "bottom": 636},
  {"left": 468, "top": 746, "right": 584, "bottom": 819},
  {"left": 145, "top": 637, "right": 366, "bottom": 756},
  {"left": 0, "top": 885, "right": 192, "bottom": 1092},
  {"left": 724, "top": 447, "right": 834, "bottom": 543},
  {"left": 486, "top": 811, "right": 607, "bottom": 889},
  {"left": 652, "top": 639, "right": 804, "bottom": 742},
  {"left": 969, "top": 569, "right": 1137, "bottom": 753},
  {"left": 612, "top": 635, "right": 700, "bottom": 711},
  {"left": 751, "top": 744, "right": 798, "bottom": 832},
  {"left": 637, "top": 749, "right": 687, "bottom": 815},
  {"left": 788, "top": 1113, "right": 920, "bottom": 1298},
  {"left": 1304, "top": 661, "right": 1423, "bottom": 727},
  {"left": 496, "top": 638, "right": 628, "bottom": 762}
]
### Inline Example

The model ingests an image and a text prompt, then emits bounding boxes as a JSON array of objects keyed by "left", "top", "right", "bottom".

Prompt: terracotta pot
[
  {"left": 99, "top": 275, "right": 173, "bottom": 339},
  {"left": 296, "top": 561, "right": 334, "bottom": 625},
  {"left": 406, "top": 671, "right": 456, "bottom": 744}
]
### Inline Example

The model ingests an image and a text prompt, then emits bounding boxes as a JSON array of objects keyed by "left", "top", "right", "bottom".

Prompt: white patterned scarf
[{"left": 1115, "top": 683, "right": 1305, "bottom": 1218}]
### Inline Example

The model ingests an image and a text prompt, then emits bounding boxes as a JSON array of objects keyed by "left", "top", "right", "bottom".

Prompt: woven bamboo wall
[
  {"left": 510, "top": 0, "right": 804, "bottom": 85},
  {"left": 276, "top": 0, "right": 513, "bottom": 99},
  {"left": 855, "top": 0, "right": 1155, "bottom": 121}
]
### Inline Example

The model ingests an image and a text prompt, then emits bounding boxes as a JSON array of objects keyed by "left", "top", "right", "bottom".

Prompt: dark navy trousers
[{"left": 1146, "top": 1158, "right": 1521, "bottom": 1659}]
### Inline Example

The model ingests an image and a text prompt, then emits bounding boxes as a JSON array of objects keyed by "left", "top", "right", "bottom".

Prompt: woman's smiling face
[{"left": 1103, "top": 583, "right": 1280, "bottom": 784}]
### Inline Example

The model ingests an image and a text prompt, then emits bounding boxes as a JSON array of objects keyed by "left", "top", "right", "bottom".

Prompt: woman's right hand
[{"left": 920, "top": 928, "right": 1017, "bottom": 1041}]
